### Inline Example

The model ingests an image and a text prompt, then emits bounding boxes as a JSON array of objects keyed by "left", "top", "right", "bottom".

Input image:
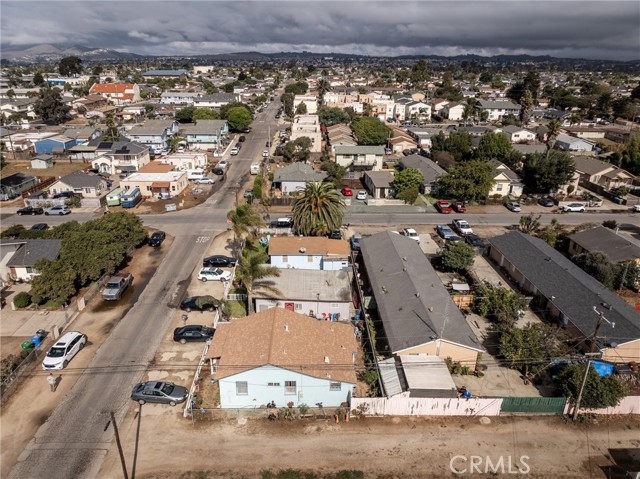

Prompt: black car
[
  {"left": 241, "top": 126, "right": 252, "bottom": 133},
  {"left": 465, "top": 234, "right": 485, "bottom": 248},
  {"left": 17, "top": 206, "right": 44, "bottom": 216},
  {"left": 173, "top": 325, "right": 215, "bottom": 344},
  {"left": 180, "top": 296, "right": 219, "bottom": 312},
  {"left": 148, "top": 231, "right": 166, "bottom": 247},
  {"left": 538, "top": 197, "right": 555, "bottom": 207},
  {"left": 238, "top": 135, "right": 246, "bottom": 142},
  {"left": 31, "top": 223, "right": 49, "bottom": 230},
  {"left": 53, "top": 191, "right": 75, "bottom": 199},
  {"left": 265, "top": 141, "right": 271, "bottom": 147},
  {"left": 327, "top": 229, "right": 342, "bottom": 240},
  {"left": 203, "top": 255, "right": 237, "bottom": 267}
]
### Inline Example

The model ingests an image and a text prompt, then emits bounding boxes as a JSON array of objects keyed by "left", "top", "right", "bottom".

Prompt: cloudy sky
[{"left": 2, "top": 1, "right": 639, "bottom": 61}]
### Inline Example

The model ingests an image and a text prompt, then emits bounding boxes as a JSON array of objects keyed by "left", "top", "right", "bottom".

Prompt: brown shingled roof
[
  {"left": 268, "top": 236, "right": 350, "bottom": 256},
  {"left": 207, "top": 308, "right": 359, "bottom": 384}
]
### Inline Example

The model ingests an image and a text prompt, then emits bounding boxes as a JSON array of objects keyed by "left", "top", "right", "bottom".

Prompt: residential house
[
  {"left": 333, "top": 145, "right": 385, "bottom": 171},
  {"left": 0, "top": 239, "right": 61, "bottom": 282},
  {"left": 34, "top": 135, "right": 76, "bottom": 154},
  {"left": 64, "top": 127, "right": 102, "bottom": 145},
  {"left": 205, "top": 307, "right": 359, "bottom": 408},
  {"left": 126, "top": 120, "right": 180, "bottom": 151},
  {"left": 567, "top": 226, "right": 640, "bottom": 266},
  {"left": 160, "top": 152, "right": 208, "bottom": 170},
  {"left": 0, "top": 98, "right": 37, "bottom": 119},
  {"left": 159, "top": 92, "right": 200, "bottom": 105},
  {"left": 362, "top": 171, "right": 395, "bottom": 199},
  {"left": 183, "top": 120, "right": 229, "bottom": 150},
  {"left": 398, "top": 154, "right": 446, "bottom": 194},
  {"left": 253, "top": 269, "right": 352, "bottom": 321},
  {"left": 360, "top": 232, "right": 484, "bottom": 365},
  {"left": 404, "top": 100, "right": 431, "bottom": 122},
  {"left": 512, "top": 144, "right": 547, "bottom": 156},
  {"left": 488, "top": 160, "right": 524, "bottom": 198},
  {"left": 290, "top": 115, "right": 322, "bottom": 153},
  {"left": 293, "top": 95, "right": 318, "bottom": 114},
  {"left": 390, "top": 134, "right": 419, "bottom": 153},
  {"left": 30, "top": 154, "right": 53, "bottom": 169},
  {"left": 554, "top": 134, "right": 595, "bottom": 153},
  {"left": 572, "top": 156, "right": 635, "bottom": 191},
  {"left": 70, "top": 95, "right": 107, "bottom": 111},
  {"left": 272, "top": 162, "right": 327, "bottom": 195},
  {"left": 89, "top": 83, "right": 140, "bottom": 105},
  {"left": 192, "top": 93, "right": 240, "bottom": 108},
  {"left": 604, "top": 127, "right": 633, "bottom": 144},
  {"left": 442, "top": 102, "right": 465, "bottom": 121},
  {"left": 120, "top": 168, "right": 188, "bottom": 198},
  {"left": 142, "top": 70, "right": 188, "bottom": 79},
  {"left": 428, "top": 98, "right": 449, "bottom": 114},
  {"left": 0, "top": 173, "right": 38, "bottom": 199},
  {"left": 268, "top": 236, "right": 350, "bottom": 271},
  {"left": 92, "top": 141, "right": 150, "bottom": 175},
  {"left": 488, "top": 231, "right": 640, "bottom": 363},
  {"left": 326, "top": 124, "right": 357, "bottom": 147},
  {"left": 49, "top": 171, "right": 107, "bottom": 198},
  {"left": 476, "top": 100, "right": 521, "bottom": 121},
  {"left": 565, "top": 127, "right": 607, "bottom": 140},
  {"left": 501, "top": 125, "right": 536, "bottom": 143}
]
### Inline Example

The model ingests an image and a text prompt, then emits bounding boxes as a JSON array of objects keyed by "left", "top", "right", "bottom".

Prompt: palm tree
[
  {"left": 235, "top": 250, "right": 281, "bottom": 314},
  {"left": 292, "top": 182, "right": 346, "bottom": 236},
  {"left": 546, "top": 119, "right": 562, "bottom": 159},
  {"left": 227, "top": 204, "right": 264, "bottom": 248}
]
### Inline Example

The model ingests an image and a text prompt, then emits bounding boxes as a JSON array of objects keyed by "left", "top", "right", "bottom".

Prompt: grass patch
[
  {"left": 39, "top": 300, "right": 65, "bottom": 310},
  {"left": 227, "top": 300, "right": 247, "bottom": 317}
]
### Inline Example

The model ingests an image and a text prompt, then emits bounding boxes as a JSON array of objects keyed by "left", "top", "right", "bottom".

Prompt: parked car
[
  {"left": 435, "top": 200, "right": 453, "bottom": 214},
  {"left": 452, "top": 219, "right": 473, "bottom": 236},
  {"left": 401, "top": 228, "right": 420, "bottom": 243},
  {"left": 350, "top": 233, "right": 362, "bottom": 251},
  {"left": 327, "top": 230, "right": 342, "bottom": 240},
  {"left": 195, "top": 177, "right": 215, "bottom": 185},
  {"left": 356, "top": 190, "right": 367, "bottom": 200},
  {"left": 17, "top": 206, "right": 44, "bottom": 216},
  {"left": 465, "top": 234, "right": 486, "bottom": 248},
  {"left": 633, "top": 204, "right": 640, "bottom": 213},
  {"left": 562, "top": 203, "right": 585, "bottom": 212},
  {"left": 102, "top": 273, "right": 133, "bottom": 301},
  {"left": 244, "top": 189, "right": 254, "bottom": 198},
  {"left": 44, "top": 205, "right": 71, "bottom": 215},
  {"left": 265, "top": 141, "right": 271, "bottom": 147},
  {"left": 230, "top": 147, "right": 239, "bottom": 156},
  {"left": 130, "top": 381, "right": 188, "bottom": 406},
  {"left": 238, "top": 135, "right": 246, "bottom": 142},
  {"left": 53, "top": 191, "right": 75, "bottom": 199},
  {"left": 241, "top": 126, "right": 251, "bottom": 133},
  {"left": 341, "top": 187, "right": 353, "bottom": 196},
  {"left": 262, "top": 150, "right": 269, "bottom": 158},
  {"left": 436, "top": 224, "right": 456, "bottom": 239},
  {"left": 148, "top": 231, "right": 166, "bottom": 247},
  {"left": 452, "top": 201, "right": 466, "bottom": 213},
  {"left": 197, "top": 267, "right": 232, "bottom": 282},
  {"left": 447, "top": 235, "right": 464, "bottom": 243},
  {"left": 505, "top": 202, "right": 522, "bottom": 212},
  {"left": 173, "top": 325, "right": 215, "bottom": 344},
  {"left": 202, "top": 255, "right": 237, "bottom": 267},
  {"left": 31, "top": 223, "right": 49, "bottom": 231},
  {"left": 538, "top": 197, "right": 555, "bottom": 207},
  {"left": 41, "top": 331, "right": 87, "bottom": 370},
  {"left": 180, "top": 296, "right": 219, "bottom": 312}
]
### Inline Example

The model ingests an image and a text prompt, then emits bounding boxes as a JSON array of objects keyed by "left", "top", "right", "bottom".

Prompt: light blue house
[
  {"left": 183, "top": 120, "right": 229, "bottom": 151},
  {"left": 206, "top": 308, "right": 359, "bottom": 408},
  {"left": 34, "top": 135, "right": 76, "bottom": 154}
]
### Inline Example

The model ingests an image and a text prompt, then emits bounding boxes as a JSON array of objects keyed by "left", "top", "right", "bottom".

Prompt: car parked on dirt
[
  {"left": 452, "top": 219, "right": 473, "bottom": 236},
  {"left": 202, "top": 255, "right": 237, "bottom": 267},
  {"left": 17, "top": 206, "right": 44, "bottom": 216},
  {"left": 42, "top": 331, "right": 87, "bottom": 370},
  {"left": 401, "top": 228, "right": 420, "bottom": 243},
  {"left": 465, "top": 234, "right": 485, "bottom": 248},
  {"left": 195, "top": 177, "right": 215, "bottom": 184},
  {"left": 148, "top": 231, "right": 166, "bottom": 247},
  {"left": 505, "top": 202, "right": 522, "bottom": 212},
  {"left": 44, "top": 205, "right": 71, "bottom": 215},
  {"left": 173, "top": 325, "right": 215, "bottom": 344},
  {"left": 197, "top": 267, "right": 232, "bottom": 282},
  {"left": 562, "top": 203, "right": 585, "bottom": 212},
  {"left": 130, "top": 381, "right": 188, "bottom": 406},
  {"left": 538, "top": 197, "right": 555, "bottom": 207},
  {"left": 436, "top": 224, "right": 456, "bottom": 239},
  {"left": 180, "top": 296, "right": 219, "bottom": 312}
]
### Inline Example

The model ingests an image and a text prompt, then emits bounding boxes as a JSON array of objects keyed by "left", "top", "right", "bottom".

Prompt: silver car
[
  {"left": 130, "top": 381, "right": 188, "bottom": 406},
  {"left": 45, "top": 205, "right": 71, "bottom": 215}
]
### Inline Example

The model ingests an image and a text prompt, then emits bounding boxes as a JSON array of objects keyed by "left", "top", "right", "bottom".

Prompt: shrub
[{"left": 13, "top": 292, "right": 32, "bottom": 308}]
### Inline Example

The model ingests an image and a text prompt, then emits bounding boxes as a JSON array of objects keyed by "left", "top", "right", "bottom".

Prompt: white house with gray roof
[
  {"left": 160, "top": 91, "right": 200, "bottom": 105},
  {"left": 476, "top": 100, "right": 521, "bottom": 121},
  {"left": 333, "top": 145, "right": 385, "bottom": 171},
  {"left": 192, "top": 93, "right": 240, "bottom": 108},
  {"left": 554, "top": 134, "right": 595, "bottom": 153},
  {"left": 399, "top": 155, "right": 446, "bottom": 194},
  {"left": 0, "top": 239, "right": 61, "bottom": 282},
  {"left": 49, "top": 171, "right": 108, "bottom": 198},
  {"left": 360, "top": 232, "right": 483, "bottom": 366},
  {"left": 272, "top": 162, "right": 327, "bottom": 195}
]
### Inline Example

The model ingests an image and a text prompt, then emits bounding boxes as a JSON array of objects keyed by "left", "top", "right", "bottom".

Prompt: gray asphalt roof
[
  {"left": 364, "top": 171, "right": 394, "bottom": 188},
  {"left": 273, "top": 162, "right": 327, "bottom": 182},
  {"left": 477, "top": 100, "right": 521, "bottom": 110},
  {"left": 490, "top": 160, "right": 522, "bottom": 182},
  {"left": 399, "top": 155, "right": 446, "bottom": 183},
  {"left": 334, "top": 145, "right": 385, "bottom": 155},
  {"left": 57, "top": 170, "right": 105, "bottom": 188},
  {"left": 512, "top": 144, "right": 547, "bottom": 155},
  {"left": 183, "top": 120, "right": 228, "bottom": 135},
  {"left": 569, "top": 227, "right": 640, "bottom": 265},
  {"left": 7, "top": 239, "right": 61, "bottom": 267},
  {"left": 488, "top": 231, "right": 640, "bottom": 348},
  {"left": 572, "top": 155, "right": 617, "bottom": 175},
  {"left": 360, "top": 231, "right": 484, "bottom": 353},
  {"left": 253, "top": 269, "right": 351, "bottom": 302},
  {"left": 0, "top": 173, "right": 36, "bottom": 188}
]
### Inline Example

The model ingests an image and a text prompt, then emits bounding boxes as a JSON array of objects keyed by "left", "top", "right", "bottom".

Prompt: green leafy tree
[
  {"left": 195, "top": 295, "right": 219, "bottom": 311},
  {"left": 58, "top": 56, "right": 83, "bottom": 76},
  {"left": 226, "top": 106, "right": 253, "bottom": 131},
  {"left": 435, "top": 160, "right": 495, "bottom": 201},
  {"left": 292, "top": 182, "right": 346, "bottom": 236},
  {"left": 351, "top": 117, "right": 391, "bottom": 145},
  {"left": 235, "top": 249, "right": 281, "bottom": 314},
  {"left": 192, "top": 108, "right": 220, "bottom": 121},
  {"left": 281, "top": 93, "right": 294, "bottom": 117},
  {"left": 284, "top": 81, "right": 308, "bottom": 95},
  {"left": 319, "top": 158, "right": 347, "bottom": 188},
  {"left": 519, "top": 213, "right": 541, "bottom": 234},
  {"left": 431, "top": 130, "right": 473, "bottom": 162},
  {"left": 32, "top": 72, "right": 45, "bottom": 86},
  {"left": 175, "top": 106, "right": 196, "bottom": 123},
  {"left": 397, "top": 187, "right": 419, "bottom": 205},
  {"left": 295, "top": 102, "right": 308, "bottom": 115},
  {"left": 283, "top": 137, "right": 312, "bottom": 163},
  {"left": 30, "top": 259, "right": 77, "bottom": 303},
  {"left": 522, "top": 151, "right": 576, "bottom": 193},
  {"left": 34, "top": 86, "right": 70, "bottom": 124},
  {"left": 219, "top": 102, "right": 252, "bottom": 119},
  {"left": 227, "top": 204, "right": 264, "bottom": 242},
  {"left": 555, "top": 363, "right": 628, "bottom": 410},
  {"left": 475, "top": 132, "right": 513, "bottom": 163},
  {"left": 617, "top": 134, "right": 640, "bottom": 176},
  {"left": 572, "top": 252, "right": 616, "bottom": 290},
  {"left": 441, "top": 241, "right": 475, "bottom": 271},
  {"left": 474, "top": 286, "right": 526, "bottom": 330},
  {"left": 317, "top": 107, "right": 351, "bottom": 127},
  {"left": 393, "top": 168, "right": 424, "bottom": 196},
  {"left": 101, "top": 113, "right": 121, "bottom": 141}
]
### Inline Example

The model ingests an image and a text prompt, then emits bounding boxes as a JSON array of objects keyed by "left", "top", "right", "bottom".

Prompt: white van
[
  {"left": 250, "top": 162, "right": 261, "bottom": 175},
  {"left": 187, "top": 169, "right": 205, "bottom": 181}
]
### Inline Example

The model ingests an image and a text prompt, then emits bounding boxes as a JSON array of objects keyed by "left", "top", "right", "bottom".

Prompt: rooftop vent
[{"left": 324, "top": 356, "right": 330, "bottom": 364}]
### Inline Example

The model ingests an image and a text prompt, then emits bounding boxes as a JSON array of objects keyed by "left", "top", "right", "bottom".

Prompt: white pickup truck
[{"left": 102, "top": 273, "right": 133, "bottom": 301}]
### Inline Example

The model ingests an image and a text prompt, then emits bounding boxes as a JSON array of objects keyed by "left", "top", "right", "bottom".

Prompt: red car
[
  {"left": 435, "top": 200, "right": 453, "bottom": 214},
  {"left": 452, "top": 201, "right": 466, "bottom": 213},
  {"left": 341, "top": 187, "right": 353, "bottom": 196}
]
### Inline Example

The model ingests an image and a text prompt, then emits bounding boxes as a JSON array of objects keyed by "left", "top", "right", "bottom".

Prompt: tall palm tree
[
  {"left": 227, "top": 204, "right": 264, "bottom": 244},
  {"left": 546, "top": 119, "right": 562, "bottom": 159},
  {"left": 292, "top": 182, "right": 346, "bottom": 236},
  {"left": 235, "top": 250, "right": 281, "bottom": 314}
]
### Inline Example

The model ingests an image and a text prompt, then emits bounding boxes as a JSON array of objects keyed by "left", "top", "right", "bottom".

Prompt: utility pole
[{"left": 572, "top": 359, "right": 592, "bottom": 422}]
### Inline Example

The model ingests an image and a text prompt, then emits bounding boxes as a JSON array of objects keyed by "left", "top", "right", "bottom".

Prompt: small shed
[{"left": 30, "top": 154, "right": 54, "bottom": 169}]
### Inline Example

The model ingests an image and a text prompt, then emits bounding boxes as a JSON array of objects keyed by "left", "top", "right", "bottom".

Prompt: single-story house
[
  {"left": 501, "top": 125, "right": 536, "bottom": 143},
  {"left": 512, "top": 144, "right": 547, "bottom": 156},
  {"left": 334, "top": 145, "right": 385, "bottom": 171},
  {"left": 564, "top": 127, "right": 607, "bottom": 140},
  {"left": 49, "top": 171, "right": 107, "bottom": 198},
  {"left": 64, "top": 127, "right": 102, "bottom": 145},
  {"left": 378, "top": 355, "right": 457, "bottom": 398},
  {"left": 160, "top": 152, "right": 208, "bottom": 171},
  {"left": 253, "top": 268, "right": 352, "bottom": 321},
  {"left": 268, "top": 236, "right": 350, "bottom": 271},
  {"left": 34, "top": 135, "right": 76, "bottom": 154},
  {"left": 272, "top": 163, "right": 326, "bottom": 196},
  {"left": 572, "top": 156, "right": 635, "bottom": 191},
  {"left": 488, "top": 231, "right": 640, "bottom": 363},
  {"left": 488, "top": 160, "right": 524, "bottom": 198},
  {"left": 119, "top": 170, "right": 188, "bottom": 198},
  {"left": 205, "top": 307, "right": 359, "bottom": 408},
  {"left": 568, "top": 226, "right": 640, "bottom": 266},
  {"left": 192, "top": 93, "right": 240, "bottom": 108},
  {"left": 182, "top": 120, "right": 229, "bottom": 150},
  {"left": 398, "top": 154, "right": 446, "bottom": 194},
  {"left": 30, "top": 155, "right": 54, "bottom": 169},
  {"left": 363, "top": 171, "right": 395, "bottom": 199},
  {"left": 389, "top": 134, "right": 418, "bottom": 154},
  {"left": 0, "top": 239, "right": 61, "bottom": 282},
  {"left": 360, "top": 232, "right": 484, "bottom": 366},
  {"left": 0, "top": 173, "right": 39, "bottom": 199},
  {"left": 160, "top": 92, "right": 200, "bottom": 105},
  {"left": 554, "top": 134, "right": 595, "bottom": 152}
]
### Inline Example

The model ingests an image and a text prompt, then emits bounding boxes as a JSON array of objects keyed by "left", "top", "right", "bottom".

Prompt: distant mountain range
[{"left": 1, "top": 44, "right": 638, "bottom": 66}]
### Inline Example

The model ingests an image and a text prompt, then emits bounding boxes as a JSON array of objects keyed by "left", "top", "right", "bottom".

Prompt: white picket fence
[{"left": 351, "top": 394, "right": 503, "bottom": 417}]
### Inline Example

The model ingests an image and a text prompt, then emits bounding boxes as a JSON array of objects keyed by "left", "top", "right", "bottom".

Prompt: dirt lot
[
  {"left": 1, "top": 160, "right": 88, "bottom": 180},
  {"left": 97, "top": 412, "right": 640, "bottom": 479}
]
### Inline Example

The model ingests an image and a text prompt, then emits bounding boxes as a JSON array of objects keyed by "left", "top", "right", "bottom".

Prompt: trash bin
[
  {"left": 21, "top": 340, "right": 34, "bottom": 351},
  {"left": 31, "top": 334, "right": 42, "bottom": 347}
]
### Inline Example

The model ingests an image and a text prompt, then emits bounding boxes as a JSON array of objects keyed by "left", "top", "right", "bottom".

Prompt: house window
[
  {"left": 267, "top": 382, "right": 280, "bottom": 387},
  {"left": 25, "top": 267, "right": 34, "bottom": 274},
  {"left": 236, "top": 381, "right": 248, "bottom": 395},
  {"left": 496, "top": 184, "right": 503, "bottom": 191},
  {"left": 284, "top": 381, "right": 296, "bottom": 395},
  {"left": 307, "top": 255, "right": 313, "bottom": 263},
  {"left": 146, "top": 186, "right": 151, "bottom": 192},
  {"left": 330, "top": 382, "right": 341, "bottom": 391},
  {"left": 282, "top": 255, "right": 288, "bottom": 262},
  {"left": 171, "top": 185, "right": 176, "bottom": 191},
  {"left": 85, "top": 188, "right": 91, "bottom": 193},
  {"left": 294, "top": 303, "right": 302, "bottom": 311}
]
